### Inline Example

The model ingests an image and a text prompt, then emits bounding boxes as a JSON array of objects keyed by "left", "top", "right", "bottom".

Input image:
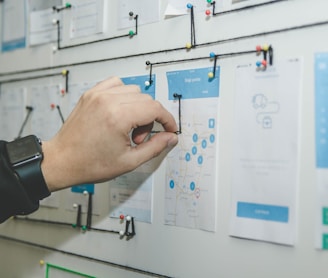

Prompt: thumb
[{"left": 131, "top": 132, "right": 178, "bottom": 165}]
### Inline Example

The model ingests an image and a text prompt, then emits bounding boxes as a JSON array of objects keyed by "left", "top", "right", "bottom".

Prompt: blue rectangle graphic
[
  {"left": 315, "top": 53, "right": 328, "bottom": 168},
  {"left": 166, "top": 67, "right": 220, "bottom": 100},
  {"left": 121, "top": 75, "right": 156, "bottom": 99},
  {"left": 71, "top": 184, "right": 95, "bottom": 194},
  {"left": 237, "top": 202, "right": 289, "bottom": 223}
]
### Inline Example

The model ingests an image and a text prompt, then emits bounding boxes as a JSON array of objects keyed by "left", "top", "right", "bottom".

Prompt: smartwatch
[{"left": 5, "top": 135, "right": 50, "bottom": 201}]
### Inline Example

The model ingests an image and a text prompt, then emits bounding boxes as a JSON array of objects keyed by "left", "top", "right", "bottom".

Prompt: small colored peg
[
  {"left": 187, "top": 3, "right": 193, "bottom": 9},
  {"left": 207, "top": 0, "right": 213, "bottom": 3},
  {"left": 39, "top": 260, "right": 45, "bottom": 266},
  {"left": 256, "top": 45, "right": 262, "bottom": 52},
  {"left": 60, "top": 89, "right": 65, "bottom": 95},
  {"left": 205, "top": 10, "right": 211, "bottom": 16},
  {"left": 119, "top": 214, "right": 125, "bottom": 220},
  {"left": 128, "top": 30, "right": 135, "bottom": 36},
  {"left": 209, "top": 52, "right": 216, "bottom": 58},
  {"left": 52, "top": 19, "right": 58, "bottom": 25},
  {"left": 126, "top": 215, "right": 132, "bottom": 222},
  {"left": 61, "top": 69, "right": 67, "bottom": 75},
  {"left": 145, "top": 80, "right": 151, "bottom": 87},
  {"left": 129, "top": 11, "right": 134, "bottom": 16},
  {"left": 50, "top": 103, "right": 56, "bottom": 109},
  {"left": 145, "top": 60, "right": 151, "bottom": 65},
  {"left": 262, "top": 44, "right": 269, "bottom": 51},
  {"left": 186, "top": 42, "right": 192, "bottom": 49},
  {"left": 208, "top": 72, "right": 214, "bottom": 79},
  {"left": 119, "top": 230, "right": 125, "bottom": 236},
  {"left": 261, "top": 60, "right": 268, "bottom": 67},
  {"left": 65, "top": 3, "right": 71, "bottom": 8},
  {"left": 256, "top": 61, "right": 262, "bottom": 67}
]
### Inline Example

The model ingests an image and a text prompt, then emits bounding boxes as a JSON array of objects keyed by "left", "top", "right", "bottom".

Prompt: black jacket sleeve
[{"left": 0, "top": 140, "right": 39, "bottom": 223}]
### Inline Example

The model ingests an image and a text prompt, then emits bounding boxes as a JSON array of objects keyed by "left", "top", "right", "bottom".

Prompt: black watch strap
[
  {"left": 6, "top": 135, "right": 50, "bottom": 202},
  {"left": 15, "top": 159, "right": 50, "bottom": 201}
]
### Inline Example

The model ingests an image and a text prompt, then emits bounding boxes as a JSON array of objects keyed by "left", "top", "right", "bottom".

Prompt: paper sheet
[
  {"left": 164, "top": 67, "right": 220, "bottom": 232},
  {"left": 117, "top": 0, "right": 160, "bottom": 29},
  {"left": 69, "top": 0, "right": 104, "bottom": 39},
  {"left": 29, "top": 8, "right": 61, "bottom": 46},
  {"left": 29, "top": 85, "right": 63, "bottom": 140},
  {"left": 108, "top": 75, "right": 156, "bottom": 223},
  {"left": 314, "top": 53, "right": 328, "bottom": 249},
  {"left": 1, "top": 0, "right": 26, "bottom": 52},
  {"left": 0, "top": 88, "right": 26, "bottom": 140},
  {"left": 230, "top": 59, "right": 302, "bottom": 245}
]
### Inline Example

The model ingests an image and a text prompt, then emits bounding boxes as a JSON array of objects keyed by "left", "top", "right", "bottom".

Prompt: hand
[{"left": 41, "top": 77, "right": 178, "bottom": 192}]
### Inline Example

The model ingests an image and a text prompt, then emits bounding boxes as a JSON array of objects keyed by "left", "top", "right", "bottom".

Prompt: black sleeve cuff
[{"left": 0, "top": 141, "right": 41, "bottom": 223}]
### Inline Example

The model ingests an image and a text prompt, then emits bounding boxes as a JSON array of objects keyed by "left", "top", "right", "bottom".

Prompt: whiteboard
[{"left": 1, "top": 0, "right": 328, "bottom": 277}]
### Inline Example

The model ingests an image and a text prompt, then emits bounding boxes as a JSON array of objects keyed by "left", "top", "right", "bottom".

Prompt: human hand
[{"left": 41, "top": 77, "right": 178, "bottom": 192}]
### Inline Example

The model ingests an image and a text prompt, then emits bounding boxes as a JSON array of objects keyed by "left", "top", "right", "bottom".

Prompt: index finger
[{"left": 123, "top": 99, "right": 178, "bottom": 133}]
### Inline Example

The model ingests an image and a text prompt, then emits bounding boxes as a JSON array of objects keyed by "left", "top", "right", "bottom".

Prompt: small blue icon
[
  {"left": 201, "top": 139, "right": 207, "bottom": 149},
  {"left": 209, "top": 118, "right": 215, "bottom": 128},
  {"left": 192, "top": 133, "right": 198, "bottom": 143},
  {"left": 185, "top": 152, "right": 191, "bottom": 162},
  {"left": 198, "top": 155, "right": 203, "bottom": 165},
  {"left": 210, "top": 134, "right": 215, "bottom": 143},
  {"left": 192, "top": 146, "right": 197, "bottom": 155},
  {"left": 190, "top": 182, "right": 195, "bottom": 191},
  {"left": 169, "top": 180, "right": 175, "bottom": 189}
]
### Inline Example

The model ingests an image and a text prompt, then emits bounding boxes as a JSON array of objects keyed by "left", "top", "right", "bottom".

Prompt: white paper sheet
[
  {"left": 29, "top": 84, "right": 63, "bottom": 140},
  {"left": 1, "top": 0, "right": 26, "bottom": 52},
  {"left": 230, "top": 58, "right": 302, "bottom": 245},
  {"left": 69, "top": 0, "right": 104, "bottom": 39},
  {"left": 109, "top": 165, "right": 154, "bottom": 223},
  {"left": 314, "top": 53, "right": 328, "bottom": 249},
  {"left": 117, "top": 0, "right": 160, "bottom": 29},
  {"left": 0, "top": 88, "right": 26, "bottom": 140},
  {"left": 29, "top": 8, "right": 61, "bottom": 46},
  {"left": 164, "top": 67, "right": 220, "bottom": 232}
]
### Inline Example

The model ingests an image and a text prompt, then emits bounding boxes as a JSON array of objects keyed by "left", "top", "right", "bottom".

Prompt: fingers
[
  {"left": 92, "top": 77, "right": 142, "bottom": 96},
  {"left": 122, "top": 100, "right": 178, "bottom": 133},
  {"left": 132, "top": 123, "right": 154, "bottom": 145},
  {"left": 92, "top": 76, "right": 124, "bottom": 91},
  {"left": 127, "top": 131, "right": 179, "bottom": 167}
]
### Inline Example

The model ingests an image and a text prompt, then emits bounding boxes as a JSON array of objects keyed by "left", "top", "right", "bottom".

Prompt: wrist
[
  {"left": 41, "top": 140, "right": 80, "bottom": 192},
  {"left": 5, "top": 135, "right": 50, "bottom": 201}
]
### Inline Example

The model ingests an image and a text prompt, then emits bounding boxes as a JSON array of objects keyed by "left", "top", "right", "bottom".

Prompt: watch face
[{"left": 6, "top": 135, "right": 42, "bottom": 165}]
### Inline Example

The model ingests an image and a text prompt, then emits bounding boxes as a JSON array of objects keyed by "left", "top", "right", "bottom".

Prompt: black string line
[
  {"left": 12, "top": 216, "right": 120, "bottom": 235},
  {"left": 56, "top": 105, "right": 65, "bottom": 123},
  {"left": 0, "top": 235, "right": 171, "bottom": 278},
  {"left": 53, "top": 12, "right": 138, "bottom": 51},
  {"left": 0, "top": 70, "right": 69, "bottom": 93},
  {"left": 53, "top": 3, "right": 72, "bottom": 12},
  {"left": 187, "top": 4, "right": 196, "bottom": 49},
  {"left": 145, "top": 49, "right": 261, "bottom": 84},
  {"left": 0, "top": 18, "right": 326, "bottom": 78},
  {"left": 0, "top": 0, "right": 301, "bottom": 78},
  {"left": 16, "top": 106, "right": 33, "bottom": 139},
  {"left": 86, "top": 193, "right": 93, "bottom": 230}
]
